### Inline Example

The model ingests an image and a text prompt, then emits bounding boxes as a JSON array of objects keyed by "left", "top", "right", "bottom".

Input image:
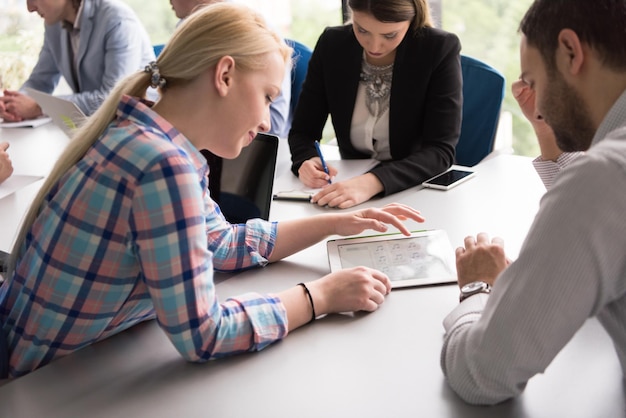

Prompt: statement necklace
[{"left": 359, "top": 56, "right": 394, "bottom": 116}]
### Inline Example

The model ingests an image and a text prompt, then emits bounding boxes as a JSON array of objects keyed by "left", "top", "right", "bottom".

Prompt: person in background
[
  {"left": 441, "top": 0, "right": 626, "bottom": 405},
  {"left": 0, "top": 0, "right": 154, "bottom": 122},
  {"left": 0, "top": 142, "right": 12, "bottom": 184},
  {"left": 169, "top": 0, "right": 292, "bottom": 138},
  {"left": 512, "top": 79, "right": 583, "bottom": 190},
  {"left": 169, "top": 0, "right": 214, "bottom": 20},
  {"left": 0, "top": 3, "right": 424, "bottom": 379},
  {"left": 288, "top": 0, "right": 462, "bottom": 209}
]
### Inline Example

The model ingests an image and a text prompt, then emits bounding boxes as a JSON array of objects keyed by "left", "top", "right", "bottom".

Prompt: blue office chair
[
  {"left": 153, "top": 44, "right": 165, "bottom": 58},
  {"left": 455, "top": 55, "right": 506, "bottom": 166},
  {"left": 285, "top": 39, "right": 313, "bottom": 115}
]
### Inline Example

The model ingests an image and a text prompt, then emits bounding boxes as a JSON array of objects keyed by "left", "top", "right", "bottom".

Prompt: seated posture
[
  {"left": 288, "top": 0, "right": 462, "bottom": 208},
  {"left": 0, "top": 142, "right": 13, "bottom": 184},
  {"left": 169, "top": 0, "right": 291, "bottom": 138},
  {"left": 0, "top": 0, "right": 154, "bottom": 122},
  {"left": 0, "top": 3, "right": 424, "bottom": 379},
  {"left": 441, "top": 0, "right": 626, "bottom": 405}
]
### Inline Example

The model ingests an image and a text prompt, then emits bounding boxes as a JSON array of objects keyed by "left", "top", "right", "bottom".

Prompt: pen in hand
[{"left": 314, "top": 140, "right": 332, "bottom": 184}]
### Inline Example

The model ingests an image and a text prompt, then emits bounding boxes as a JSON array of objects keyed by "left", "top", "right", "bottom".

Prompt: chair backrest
[
  {"left": 153, "top": 44, "right": 165, "bottom": 58},
  {"left": 456, "top": 55, "right": 506, "bottom": 166},
  {"left": 285, "top": 39, "right": 313, "bottom": 115}
]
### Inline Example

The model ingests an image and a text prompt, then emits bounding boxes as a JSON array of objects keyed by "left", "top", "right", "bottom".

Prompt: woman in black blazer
[{"left": 288, "top": 0, "right": 462, "bottom": 208}]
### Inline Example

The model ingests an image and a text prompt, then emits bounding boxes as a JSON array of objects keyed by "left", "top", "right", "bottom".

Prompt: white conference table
[
  {"left": 0, "top": 122, "right": 70, "bottom": 253},
  {"left": 0, "top": 126, "right": 624, "bottom": 417}
]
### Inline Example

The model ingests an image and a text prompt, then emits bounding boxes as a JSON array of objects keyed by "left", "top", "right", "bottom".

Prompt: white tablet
[{"left": 327, "top": 229, "right": 457, "bottom": 288}]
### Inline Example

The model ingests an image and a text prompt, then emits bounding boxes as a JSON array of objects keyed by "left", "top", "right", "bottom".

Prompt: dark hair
[
  {"left": 348, "top": 0, "right": 433, "bottom": 30},
  {"left": 519, "top": 0, "right": 626, "bottom": 72}
]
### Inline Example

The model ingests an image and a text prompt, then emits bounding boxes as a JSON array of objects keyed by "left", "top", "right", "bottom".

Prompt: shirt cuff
[
  {"left": 443, "top": 292, "right": 489, "bottom": 332},
  {"left": 229, "top": 292, "right": 289, "bottom": 350},
  {"left": 532, "top": 152, "right": 583, "bottom": 190}
]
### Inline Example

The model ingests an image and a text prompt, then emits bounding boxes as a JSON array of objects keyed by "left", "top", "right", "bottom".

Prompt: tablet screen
[{"left": 327, "top": 230, "right": 457, "bottom": 288}]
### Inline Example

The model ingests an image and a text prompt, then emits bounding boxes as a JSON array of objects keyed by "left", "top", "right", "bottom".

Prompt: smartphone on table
[{"left": 422, "top": 169, "right": 475, "bottom": 191}]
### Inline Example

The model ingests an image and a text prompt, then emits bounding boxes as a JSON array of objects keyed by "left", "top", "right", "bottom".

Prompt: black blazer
[{"left": 288, "top": 25, "right": 462, "bottom": 195}]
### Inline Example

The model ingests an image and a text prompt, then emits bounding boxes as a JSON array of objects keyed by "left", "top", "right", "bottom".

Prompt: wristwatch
[{"left": 459, "top": 281, "right": 492, "bottom": 302}]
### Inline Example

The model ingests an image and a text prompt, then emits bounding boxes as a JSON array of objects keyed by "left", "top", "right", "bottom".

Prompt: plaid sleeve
[
  {"left": 130, "top": 149, "right": 288, "bottom": 361},
  {"left": 202, "top": 194, "right": 278, "bottom": 272}
]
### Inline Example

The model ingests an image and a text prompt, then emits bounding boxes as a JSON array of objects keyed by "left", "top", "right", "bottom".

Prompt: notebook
[
  {"left": 204, "top": 133, "right": 279, "bottom": 224},
  {"left": 327, "top": 229, "right": 457, "bottom": 288},
  {"left": 0, "top": 116, "right": 51, "bottom": 128},
  {"left": 272, "top": 156, "right": 379, "bottom": 202},
  {"left": 24, "top": 87, "right": 86, "bottom": 137}
]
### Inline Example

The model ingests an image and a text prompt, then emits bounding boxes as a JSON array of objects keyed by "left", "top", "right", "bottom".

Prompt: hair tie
[
  {"left": 144, "top": 61, "right": 167, "bottom": 89},
  {"left": 297, "top": 283, "right": 316, "bottom": 324}
]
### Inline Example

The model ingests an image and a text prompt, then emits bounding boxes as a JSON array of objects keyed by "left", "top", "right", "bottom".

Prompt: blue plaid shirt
[{"left": 0, "top": 96, "right": 288, "bottom": 378}]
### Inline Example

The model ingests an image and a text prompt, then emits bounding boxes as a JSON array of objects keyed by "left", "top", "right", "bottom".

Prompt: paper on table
[
  {"left": 0, "top": 116, "right": 52, "bottom": 128},
  {"left": 0, "top": 174, "right": 44, "bottom": 200},
  {"left": 273, "top": 158, "right": 379, "bottom": 197}
]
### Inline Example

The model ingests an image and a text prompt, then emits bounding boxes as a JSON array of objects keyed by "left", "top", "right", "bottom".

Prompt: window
[
  {"left": 0, "top": 0, "right": 43, "bottom": 91},
  {"left": 441, "top": 0, "right": 538, "bottom": 156},
  {"left": 0, "top": 0, "right": 538, "bottom": 156}
]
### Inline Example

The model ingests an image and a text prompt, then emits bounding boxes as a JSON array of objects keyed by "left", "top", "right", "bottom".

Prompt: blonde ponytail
[
  {"left": 8, "top": 2, "right": 291, "bottom": 276},
  {"left": 8, "top": 71, "right": 152, "bottom": 274}
]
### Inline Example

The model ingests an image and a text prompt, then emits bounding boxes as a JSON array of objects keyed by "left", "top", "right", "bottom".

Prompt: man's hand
[
  {"left": 512, "top": 80, "right": 562, "bottom": 162},
  {"left": 0, "top": 90, "right": 43, "bottom": 122},
  {"left": 455, "top": 233, "right": 509, "bottom": 288}
]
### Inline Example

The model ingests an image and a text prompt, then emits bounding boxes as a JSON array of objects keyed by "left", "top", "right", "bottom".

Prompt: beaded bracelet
[{"left": 297, "top": 282, "right": 316, "bottom": 324}]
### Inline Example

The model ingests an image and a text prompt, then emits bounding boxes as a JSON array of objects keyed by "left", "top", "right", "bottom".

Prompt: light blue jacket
[
  {"left": 22, "top": 0, "right": 155, "bottom": 115},
  {"left": 269, "top": 60, "right": 291, "bottom": 138}
]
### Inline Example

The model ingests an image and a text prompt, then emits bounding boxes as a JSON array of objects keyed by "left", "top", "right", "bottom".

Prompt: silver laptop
[{"left": 24, "top": 87, "right": 86, "bottom": 137}]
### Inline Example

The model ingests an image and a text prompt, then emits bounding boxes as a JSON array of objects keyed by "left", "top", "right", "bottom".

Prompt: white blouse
[{"left": 350, "top": 57, "right": 394, "bottom": 161}]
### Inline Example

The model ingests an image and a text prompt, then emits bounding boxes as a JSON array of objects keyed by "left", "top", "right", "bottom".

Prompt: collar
[
  {"left": 62, "top": 1, "right": 85, "bottom": 31},
  {"left": 592, "top": 89, "right": 626, "bottom": 146},
  {"left": 115, "top": 95, "right": 210, "bottom": 181}
]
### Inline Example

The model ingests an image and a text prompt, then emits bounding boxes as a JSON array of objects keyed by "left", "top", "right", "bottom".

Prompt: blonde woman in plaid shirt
[{"left": 0, "top": 3, "right": 423, "bottom": 379}]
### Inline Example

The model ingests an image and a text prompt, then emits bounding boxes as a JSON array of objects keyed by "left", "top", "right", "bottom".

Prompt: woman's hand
[
  {"left": 308, "top": 266, "right": 392, "bottom": 314},
  {"left": 311, "top": 173, "right": 384, "bottom": 209},
  {"left": 281, "top": 266, "right": 392, "bottom": 330},
  {"left": 269, "top": 203, "right": 424, "bottom": 262},
  {"left": 298, "top": 158, "right": 338, "bottom": 188},
  {"left": 332, "top": 202, "right": 425, "bottom": 237},
  {"left": 0, "top": 142, "right": 13, "bottom": 184}
]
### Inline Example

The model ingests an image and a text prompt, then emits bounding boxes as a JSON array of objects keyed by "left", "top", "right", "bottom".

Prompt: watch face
[
  {"left": 460, "top": 281, "right": 490, "bottom": 302},
  {"left": 463, "top": 281, "right": 486, "bottom": 292}
]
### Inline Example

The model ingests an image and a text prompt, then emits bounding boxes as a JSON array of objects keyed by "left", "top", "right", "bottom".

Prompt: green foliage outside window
[
  {"left": 442, "top": 0, "right": 538, "bottom": 156},
  {"left": 0, "top": 4, "right": 42, "bottom": 90},
  {"left": 0, "top": 0, "right": 538, "bottom": 157}
]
